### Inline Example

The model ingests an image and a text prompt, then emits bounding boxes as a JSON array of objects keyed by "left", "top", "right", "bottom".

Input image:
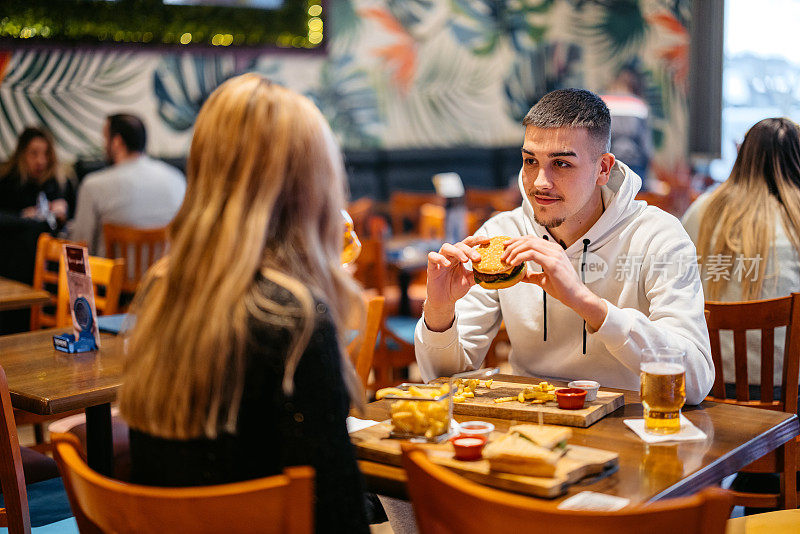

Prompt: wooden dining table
[
  {"left": 0, "top": 327, "right": 122, "bottom": 476},
  {"left": 355, "top": 374, "right": 800, "bottom": 505},
  {"left": 0, "top": 276, "right": 50, "bottom": 312}
]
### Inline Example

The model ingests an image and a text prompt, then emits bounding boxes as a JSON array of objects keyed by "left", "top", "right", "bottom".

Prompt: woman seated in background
[
  {"left": 683, "top": 117, "right": 800, "bottom": 396},
  {"left": 118, "top": 73, "right": 369, "bottom": 533},
  {"left": 0, "top": 126, "right": 72, "bottom": 223},
  {"left": 683, "top": 117, "right": 800, "bottom": 512}
]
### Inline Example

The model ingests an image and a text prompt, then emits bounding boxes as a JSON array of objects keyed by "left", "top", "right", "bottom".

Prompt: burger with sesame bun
[{"left": 472, "top": 236, "right": 527, "bottom": 289}]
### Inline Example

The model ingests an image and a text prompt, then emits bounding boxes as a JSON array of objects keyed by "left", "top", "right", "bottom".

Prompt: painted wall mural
[{"left": 0, "top": 0, "right": 691, "bottom": 185}]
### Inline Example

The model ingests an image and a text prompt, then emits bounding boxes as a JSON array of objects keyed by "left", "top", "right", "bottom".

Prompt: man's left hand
[{"left": 501, "top": 235, "right": 608, "bottom": 331}]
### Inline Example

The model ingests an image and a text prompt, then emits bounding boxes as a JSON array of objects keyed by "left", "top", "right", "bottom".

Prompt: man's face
[
  {"left": 521, "top": 125, "right": 608, "bottom": 229},
  {"left": 23, "top": 137, "right": 49, "bottom": 179}
]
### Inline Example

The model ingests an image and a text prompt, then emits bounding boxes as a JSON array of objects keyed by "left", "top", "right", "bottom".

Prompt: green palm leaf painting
[{"left": 0, "top": 50, "right": 141, "bottom": 158}]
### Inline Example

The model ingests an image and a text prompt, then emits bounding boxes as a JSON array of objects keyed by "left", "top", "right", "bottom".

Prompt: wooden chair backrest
[
  {"left": 352, "top": 216, "right": 389, "bottom": 294},
  {"left": 0, "top": 365, "right": 32, "bottom": 534},
  {"left": 347, "top": 295, "right": 385, "bottom": 390},
  {"left": 388, "top": 192, "right": 441, "bottom": 235},
  {"left": 401, "top": 445, "right": 731, "bottom": 534},
  {"left": 30, "top": 233, "right": 84, "bottom": 330},
  {"left": 347, "top": 197, "right": 374, "bottom": 239},
  {"left": 635, "top": 192, "right": 671, "bottom": 212},
  {"left": 465, "top": 188, "right": 516, "bottom": 214},
  {"left": 51, "top": 432, "right": 314, "bottom": 534},
  {"left": 56, "top": 256, "right": 126, "bottom": 328},
  {"left": 103, "top": 223, "right": 168, "bottom": 294},
  {"left": 419, "top": 203, "right": 446, "bottom": 240},
  {"left": 418, "top": 203, "right": 481, "bottom": 239},
  {"left": 705, "top": 293, "right": 800, "bottom": 412}
]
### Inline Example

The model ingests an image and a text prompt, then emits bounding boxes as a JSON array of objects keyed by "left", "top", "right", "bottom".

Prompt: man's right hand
[{"left": 423, "top": 235, "right": 489, "bottom": 331}]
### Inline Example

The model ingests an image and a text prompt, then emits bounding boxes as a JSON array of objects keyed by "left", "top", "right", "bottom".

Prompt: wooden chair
[
  {"left": 55, "top": 256, "right": 125, "bottom": 328},
  {"left": 347, "top": 295, "right": 385, "bottom": 391},
  {"left": 401, "top": 444, "right": 732, "bottom": 534},
  {"left": 0, "top": 365, "right": 63, "bottom": 534},
  {"left": 103, "top": 223, "right": 168, "bottom": 295},
  {"left": 347, "top": 197, "right": 374, "bottom": 240},
  {"left": 418, "top": 203, "right": 482, "bottom": 239},
  {"left": 52, "top": 432, "right": 314, "bottom": 534},
  {"left": 464, "top": 188, "right": 519, "bottom": 218},
  {"left": 388, "top": 191, "right": 441, "bottom": 236},
  {"left": 705, "top": 293, "right": 800, "bottom": 509},
  {"left": 635, "top": 192, "right": 672, "bottom": 213},
  {"left": 29, "top": 233, "right": 84, "bottom": 330}
]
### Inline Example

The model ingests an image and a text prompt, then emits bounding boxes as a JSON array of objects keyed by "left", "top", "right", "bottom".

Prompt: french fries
[
  {"left": 492, "top": 381, "right": 557, "bottom": 405},
  {"left": 377, "top": 384, "right": 451, "bottom": 439}
]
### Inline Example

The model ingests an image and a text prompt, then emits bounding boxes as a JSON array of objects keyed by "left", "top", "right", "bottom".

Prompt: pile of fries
[
  {"left": 494, "top": 381, "right": 557, "bottom": 404},
  {"left": 376, "top": 384, "right": 451, "bottom": 439}
]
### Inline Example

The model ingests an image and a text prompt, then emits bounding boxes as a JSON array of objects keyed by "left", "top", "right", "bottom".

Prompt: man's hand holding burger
[
  {"left": 424, "top": 235, "right": 489, "bottom": 332},
  {"left": 502, "top": 236, "right": 608, "bottom": 331}
]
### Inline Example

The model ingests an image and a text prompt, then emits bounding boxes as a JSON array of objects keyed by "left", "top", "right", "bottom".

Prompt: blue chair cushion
[
  {"left": 97, "top": 314, "right": 130, "bottom": 334},
  {"left": 384, "top": 316, "right": 418, "bottom": 349},
  {"left": 0, "top": 478, "right": 73, "bottom": 528}
]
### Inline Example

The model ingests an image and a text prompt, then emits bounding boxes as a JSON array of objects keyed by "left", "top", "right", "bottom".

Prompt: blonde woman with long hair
[
  {"left": 119, "top": 73, "right": 369, "bottom": 533},
  {"left": 683, "top": 117, "right": 800, "bottom": 393}
]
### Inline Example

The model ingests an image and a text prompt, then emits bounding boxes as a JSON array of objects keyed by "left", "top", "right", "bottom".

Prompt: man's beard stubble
[{"left": 533, "top": 212, "right": 565, "bottom": 229}]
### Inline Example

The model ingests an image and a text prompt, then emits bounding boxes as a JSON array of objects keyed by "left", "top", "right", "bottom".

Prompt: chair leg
[
  {"left": 34, "top": 423, "right": 45, "bottom": 445},
  {"left": 780, "top": 440, "right": 797, "bottom": 509}
]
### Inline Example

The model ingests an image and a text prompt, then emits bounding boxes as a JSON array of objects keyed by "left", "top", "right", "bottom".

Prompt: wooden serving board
[
  {"left": 351, "top": 422, "right": 618, "bottom": 498},
  {"left": 444, "top": 379, "right": 625, "bottom": 428}
]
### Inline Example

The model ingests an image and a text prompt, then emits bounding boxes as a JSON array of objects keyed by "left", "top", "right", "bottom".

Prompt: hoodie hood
[{"left": 518, "top": 160, "right": 645, "bottom": 256}]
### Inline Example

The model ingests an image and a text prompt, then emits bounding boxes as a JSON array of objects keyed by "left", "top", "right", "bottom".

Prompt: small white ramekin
[
  {"left": 567, "top": 380, "right": 600, "bottom": 401},
  {"left": 456, "top": 421, "right": 495, "bottom": 437}
]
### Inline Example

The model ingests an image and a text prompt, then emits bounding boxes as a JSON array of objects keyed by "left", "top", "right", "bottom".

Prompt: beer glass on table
[
  {"left": 341, "top": 210, "right": 362, "bottom": 266},
  {"left": 640, "top": 348, "right": 686, "bottom": 434}
]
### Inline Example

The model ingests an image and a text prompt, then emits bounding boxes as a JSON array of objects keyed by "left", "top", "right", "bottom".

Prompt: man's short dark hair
[
  {"left": 107, "top": 114, "right": 146, "bottom": 153},
  {"left": 523, "top": 89, "right": 611, "bottom": 155}
]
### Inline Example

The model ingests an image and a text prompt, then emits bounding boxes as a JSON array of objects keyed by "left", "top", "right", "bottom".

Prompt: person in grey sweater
[{"left": 70, "top": 114, "right": 185, "bottom": 256}]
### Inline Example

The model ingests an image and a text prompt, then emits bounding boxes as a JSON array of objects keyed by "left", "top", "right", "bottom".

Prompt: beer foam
[{"left": 640, "top": 362, "right": 685, "bottom": 375}]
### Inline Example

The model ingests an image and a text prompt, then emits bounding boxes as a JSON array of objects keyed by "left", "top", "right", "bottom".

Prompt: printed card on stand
[{"left": 63, "top": 245, "right": 100, "bottom": 348}]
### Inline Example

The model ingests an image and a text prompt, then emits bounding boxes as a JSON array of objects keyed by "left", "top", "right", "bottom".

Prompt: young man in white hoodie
[{"left": 415, "top": 88, "right": 714, "bottom": 404}]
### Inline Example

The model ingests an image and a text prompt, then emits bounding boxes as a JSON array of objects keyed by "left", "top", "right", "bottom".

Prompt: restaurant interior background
[
  {"left": 0, "top": 2, "right": 799, "bottom": 532},
  {"left": 1, "top": 0, "right": 702, "bottom": 203}
]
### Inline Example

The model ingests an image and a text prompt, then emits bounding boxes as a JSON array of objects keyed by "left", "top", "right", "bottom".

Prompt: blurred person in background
[
  {"left": 118, "top": 74, "right": 370, "bottom": 533},
  {"left": 683, "top": 117, "right": 800, "bottom": 513},
  {"left": 683, "top": 117, "right": 800, "bottom": 395},
  {"left": 70, "top": 113, "right": 185, "bottom": 255},
  {"left": 0, "top": 126, "right": 72, "bottom": 224},
  {"left": 601, "top": 66, "right": 653, "bottom": 190}
]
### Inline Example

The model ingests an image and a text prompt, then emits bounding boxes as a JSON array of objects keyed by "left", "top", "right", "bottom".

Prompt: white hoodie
[{"left": 414, "top": 161, "right": 715, "bottom": 404}]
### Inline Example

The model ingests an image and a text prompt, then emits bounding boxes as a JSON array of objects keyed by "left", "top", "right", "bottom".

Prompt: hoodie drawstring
[
  {"left": 541, "top": 235, "right": 549, "bottom": 342},
  {"left": 580, "top": 238, "right": 591, "bottom": 355}
]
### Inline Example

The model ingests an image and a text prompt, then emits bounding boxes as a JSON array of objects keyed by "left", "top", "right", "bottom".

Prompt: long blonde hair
[
  {"left": 119, "top": 73, "right": 364, "bottom": 440},
  {"left": 697, "top": 118, "right": 800, "bottom": 300}
]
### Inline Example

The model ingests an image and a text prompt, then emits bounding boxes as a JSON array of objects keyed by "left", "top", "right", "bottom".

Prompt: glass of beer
[
  {"left": 341, "top": 210, "right": 362, "bottom": 265},
  {"left": 640, "top": 348, "right": 686, "bottom": 434}
]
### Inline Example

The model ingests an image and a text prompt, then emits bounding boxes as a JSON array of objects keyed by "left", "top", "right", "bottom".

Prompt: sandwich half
[{"left": 483, "top": 424, "right": 572, "bottom": 477}]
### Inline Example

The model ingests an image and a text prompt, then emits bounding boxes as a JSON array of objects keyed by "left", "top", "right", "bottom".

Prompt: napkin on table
[
  {"left": 623, "top": 415, "right": 707, "bottom": 443},
  {"left": 346, "top": 416, "right": 381, "bottom": 433}
]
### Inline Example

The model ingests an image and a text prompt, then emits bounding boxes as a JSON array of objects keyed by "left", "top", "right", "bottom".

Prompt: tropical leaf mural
[
  {"left": 153, "top": 54, "right": 256, "bottom": 131},
  {"left": 307, "top": 54, "right": 381, "bottom": 149},
  {"left": 449, "top": 0, "right": 555, "bottom": 55},
  {"left": 572, "top": 0, "right": 647, "bottom": 67},
  {"left": 0, "top": 0, "right": 694, "bottom": 179},
  {"left": 0, "top": 50, "right": 143, "bottom": 157}
]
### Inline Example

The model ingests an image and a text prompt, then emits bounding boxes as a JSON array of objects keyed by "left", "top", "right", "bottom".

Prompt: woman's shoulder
[
  {"left": 681, "top": 191, "right": 715, "bottom": 241},
  {"left": 255, "top": 275, "right": 330, "bottom": 315}
]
